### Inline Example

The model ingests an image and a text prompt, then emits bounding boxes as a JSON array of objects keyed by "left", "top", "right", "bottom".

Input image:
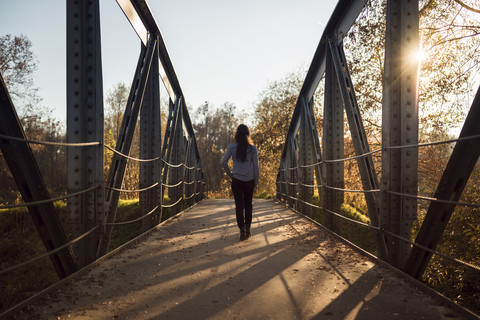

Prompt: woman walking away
[{"left": 222, "top": 124, "right": 260, "bottom": 241}]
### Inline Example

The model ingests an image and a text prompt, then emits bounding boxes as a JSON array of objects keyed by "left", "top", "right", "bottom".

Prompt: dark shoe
[
  {"left": 245, "top": 226, "right": 252, "bottom": 239},
  {"left": 240, "top": 228, "right": 247, "bottom": 241}
]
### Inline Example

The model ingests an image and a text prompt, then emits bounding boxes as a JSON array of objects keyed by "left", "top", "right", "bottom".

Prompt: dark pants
[{"left": 231, "top": 178, "right": 255, "bottom": 230}]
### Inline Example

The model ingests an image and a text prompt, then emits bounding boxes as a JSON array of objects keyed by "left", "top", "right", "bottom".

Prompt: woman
[{"left": 222, "top": 124, "right": 260, "bottom": 241}]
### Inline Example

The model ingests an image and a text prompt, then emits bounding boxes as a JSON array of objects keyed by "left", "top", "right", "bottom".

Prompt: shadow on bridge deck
[{"left": 11, "top": 199, "right": 471, "bottom": 320}]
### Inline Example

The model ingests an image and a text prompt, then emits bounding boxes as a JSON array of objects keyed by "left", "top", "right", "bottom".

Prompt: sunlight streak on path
[{"left": 12, "top": 199, "right": 469, "bottom": 320}]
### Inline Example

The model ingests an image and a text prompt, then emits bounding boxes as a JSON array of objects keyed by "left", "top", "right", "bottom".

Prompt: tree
[
  {"left": 0, "top": 34, "right": 39, "bottom": 110},
  {"left": 193, "top": 102, "right": 239, "bottom": 196},
  {"left": 104, "top": 82, "right": 141, "bottom": 199},
  {"left": 0, "top": 34, "right": 66, "bottom": 203},
  {"left": 252, "top": 71, "right": 306, "bottom": 195},
  {"left": 105, "top": 82, "right": 129, "bottom": 139},
  {"left": 343, "top": 1, "right": 480, "bottom": 312}
]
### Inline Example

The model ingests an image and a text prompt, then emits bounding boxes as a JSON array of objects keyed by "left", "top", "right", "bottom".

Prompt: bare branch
[{"left": 452, "top": 0, "right": 480, "bottom": 14}]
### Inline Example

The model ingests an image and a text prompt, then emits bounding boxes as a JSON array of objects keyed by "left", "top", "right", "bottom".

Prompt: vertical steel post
[
  {"left": 305, "top": 97, "right": 326, "bottom": 210},
  {"left": 285, "top": 138, "right": 298, "bottom": 209},
  {"left": 67, "top": 0, "right": 105, "bottom": 267},
  {"left": 140, "top": 36, "right": 161, "bottom": 232},
  {"left": 323, "top": 43, "right": 345, "bottom": 231},
  {"left": 168, "top": 101, "right": 185, "bottom": 215},
  {"left": 185, "top": 138, "right": 196, "bottom": 207},
  {"left": 277, "top": 160, "right": 287, "bottom": 202},
  {"left": 298, "top": 97, "right": 315, "bottom": 217},
  {"left": 381, "top": 0, "right": 419, "bottom": 267}
]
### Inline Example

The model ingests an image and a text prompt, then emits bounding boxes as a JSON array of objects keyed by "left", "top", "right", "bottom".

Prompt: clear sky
[{"left": 1, "top": 0, "right": 338, "bottom": 124}]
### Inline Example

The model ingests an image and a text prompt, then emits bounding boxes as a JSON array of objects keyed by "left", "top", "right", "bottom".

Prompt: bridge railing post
[
  {"left": 298, "top": 96, "right": 320, "bottom": 217},
  {"left": 140, "top": 35, "right": 162, "bottom": 232},
  {"left": 381, "top": 0, "right": 419, "bottom": 267},
  {"left": 323, "top": 42, "right": 345, "bottom": 231},
  {"left": 67, "top": 0, "right": 105, "bottom": 267}
]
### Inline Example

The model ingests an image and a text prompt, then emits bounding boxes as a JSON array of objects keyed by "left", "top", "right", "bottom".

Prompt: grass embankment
[{"left": 0, "top": 199, "right": 171, "bottom": 314}]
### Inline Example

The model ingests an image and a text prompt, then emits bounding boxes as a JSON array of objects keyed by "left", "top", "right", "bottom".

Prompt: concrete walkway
[{"left": 10, "top": 199, "right": 473, "bottom": 319}]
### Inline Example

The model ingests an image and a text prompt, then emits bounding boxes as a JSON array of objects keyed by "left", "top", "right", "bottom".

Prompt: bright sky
[{"left": 0, "top": 0, "right": 338, "bottom": 124}]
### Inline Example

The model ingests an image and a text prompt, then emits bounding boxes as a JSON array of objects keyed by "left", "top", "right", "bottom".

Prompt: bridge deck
[{"left": 13, "top": 199, "right": 469, "bottom": 319}]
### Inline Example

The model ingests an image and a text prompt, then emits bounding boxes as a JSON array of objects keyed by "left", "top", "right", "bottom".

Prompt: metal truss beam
[
  {"left": 328, "top": 39, "right": 388, "bottom": 259},
  {"left": 140, "top": 36, "right": 161, "bottom": 232},
  {"left": 116, "top": 0, "right": 183, "bottom": 101},
  {"left": 286, "top": 138, "right": 299, "bottom": 209},
  {"left": 0, "top": 76, "right": 78, "bottom": 278},
  {"left": 404, "top": 85, "right": 480, "bottom": 278},
  {"left": 323, "top": 45, "right": 345, "bottom": 231},
  {"left": 381, "top": 0, "right": 419, "bottom": 267},
  {"left": 67, "top": 0, "right": 105, "bottom": 267},
  {"left": 303, "top": 97, "right": 326, "bottom": 206},
  {"left": 298, "top": 97, "right": 324, "bottom": 217},
  {"left": 300, "top": 0, "right": 367, "bottom": 101},
  {"left": 169, "top": 98, "right": 185, "bottom": 215},
  {"left": 160, "top": 97, "right": 182, "bottom": 219},
  {"left": 98, "top": 37, "right": 157, "bottom": 256},
  {"left": 299, "top": 99, "right": 314, "bottom": 216}
]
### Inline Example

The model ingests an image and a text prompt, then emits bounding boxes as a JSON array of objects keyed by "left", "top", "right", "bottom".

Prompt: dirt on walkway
[{"left": 8, "top": 199, "right": 475, "bottom": 320}]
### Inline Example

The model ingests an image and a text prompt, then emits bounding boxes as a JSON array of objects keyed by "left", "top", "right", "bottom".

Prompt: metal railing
[
  {"left": 276, "top": 0, "right": 480, "bottom": 281},
  {"left": 0, "top": 0, "right": 204, "bottom": 282}
]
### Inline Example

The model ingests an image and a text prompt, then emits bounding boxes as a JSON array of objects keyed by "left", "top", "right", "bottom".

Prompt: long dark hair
[{"left": 234, "top": 124, "right": 253, "bottom": 162}]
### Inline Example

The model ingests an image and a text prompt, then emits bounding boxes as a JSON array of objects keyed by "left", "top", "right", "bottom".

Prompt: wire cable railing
[
  {"left": 104, "top": 205, "right": 160, "bottom": 226},
  {"left": 0, "top": 130, "right": 204, "bottom": 277},
  {"left": 0, "top": 185, "right": 102, "bottom": 210},
  {"left": 276, "top": 132, "right": 480, "bottom": 275},
  {"left": 105, "top": 182, "right": 159, "bottom": 193},
  {"left": 279, "top": 134, "right": 480, "bottom": 172},
  {"left": 276, "top": 189, "right": 480, "bottom": 273},
  {"left": 0, "top": 224, "right": 100, "bottom": 276}
]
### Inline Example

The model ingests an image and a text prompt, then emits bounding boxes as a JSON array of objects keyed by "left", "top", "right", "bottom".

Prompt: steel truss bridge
[{"left": 0, "top": 0, "right": 479, "bottom": 317}]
